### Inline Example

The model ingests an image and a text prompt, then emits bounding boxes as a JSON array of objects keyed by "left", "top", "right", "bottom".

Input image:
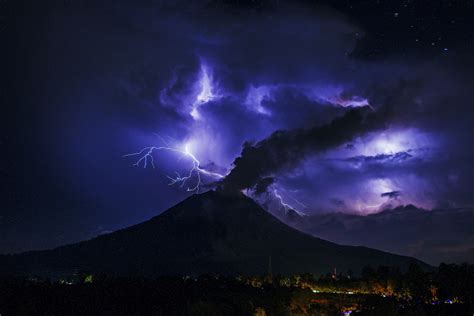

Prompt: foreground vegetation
[{"left": 0, "top": 263, "right": 472, "bottom": 315}]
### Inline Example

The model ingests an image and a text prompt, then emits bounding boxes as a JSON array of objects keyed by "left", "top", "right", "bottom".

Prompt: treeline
[
  {"left": 0, "top": 263, "right": 472, "bottom": 315},
  {"left": 286, "top": 263, "right": 474, "bottom": 304},
  {"left": 1, "top": 275, "right": 290, "bottom": 315}
]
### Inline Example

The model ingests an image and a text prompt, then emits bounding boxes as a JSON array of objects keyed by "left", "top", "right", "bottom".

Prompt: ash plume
[{"left": 220, "top": 105, "right": 392, "bottom": 192}]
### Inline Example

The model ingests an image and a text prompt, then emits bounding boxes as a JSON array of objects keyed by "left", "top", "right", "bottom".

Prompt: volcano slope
[{"left": 0, "top": 190, "right": 429, "bottom": 278}]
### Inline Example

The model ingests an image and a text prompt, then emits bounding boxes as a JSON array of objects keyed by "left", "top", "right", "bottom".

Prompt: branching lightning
[
  {"left": 273, "top": 189, "right": 306, "bottom": 216},
  {"left": 123, "top": 136, "right": 224, "bottom": 193}
]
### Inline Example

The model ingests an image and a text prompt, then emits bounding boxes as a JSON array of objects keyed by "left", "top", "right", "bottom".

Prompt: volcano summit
[{"left": 0, "top": 191, "right": 427, "bottom": 278}]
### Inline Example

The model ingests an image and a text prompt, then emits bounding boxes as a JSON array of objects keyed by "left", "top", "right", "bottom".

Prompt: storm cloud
[
  {"left": 2, "top": 0, "right": 473, "bottom": 256},
  {"left": 220, "top": 106, "right": 390, "bottom": 191}
]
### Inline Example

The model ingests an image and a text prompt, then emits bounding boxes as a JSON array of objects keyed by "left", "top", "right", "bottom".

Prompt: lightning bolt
[
  {"left": 123, "top": 136, "right": 224, "bottom": 193},
  {"left": 273, "top": 189, "right": 306, "bottom": 216}
]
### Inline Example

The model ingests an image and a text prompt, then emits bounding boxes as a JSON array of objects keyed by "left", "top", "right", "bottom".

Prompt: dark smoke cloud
[
  {"left": 346, "top": 152, "right": 413, "bottom": 165},
  {"left": 381, "top": 191, "right": 401, "bottom": 199},
  {"left": 253, "top": 177, "right": 275, "bottom": 195},
  {"left": 221, "top": 105, "right": 392, "bottom": 191}
]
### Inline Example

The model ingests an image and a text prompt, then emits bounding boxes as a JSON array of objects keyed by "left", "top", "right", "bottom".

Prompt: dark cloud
[
  {"left": 220, "top": 103, "right": 396, "bottom": 191},
  {"left": 346, "top": 152, "right": 413, "bottom": 165},
  {"left": 381, "top": 191, "right": 401, "bottom": 199},
  {"left": 253, "top": 177, "right": 275, "bottom": 195},
  {"left": 289, "top": 206, "right": 474, "bottom": 266}
]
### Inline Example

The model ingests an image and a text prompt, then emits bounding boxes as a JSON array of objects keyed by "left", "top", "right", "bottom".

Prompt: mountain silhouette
[
  {"left": 285, "top": 204, "right": 474, "bottom": 266},
  {"left": 0, "top": 191, "right": 428, "bottom": 278}
]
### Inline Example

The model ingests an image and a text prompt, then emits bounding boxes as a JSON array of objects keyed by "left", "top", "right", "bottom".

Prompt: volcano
[{"left": 0, "top": 191, "right": 428, "bottom": 278}]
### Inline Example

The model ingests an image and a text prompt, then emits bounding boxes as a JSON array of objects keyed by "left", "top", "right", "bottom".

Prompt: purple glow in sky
[
  {"left": 190, "top": 61, "right": 222, "bottom": 120},
  {"left": 129, "top": 58, "right": 392, "bottom": 212},
  {"left": 128, "top": 56, "right": 448, "bottom": 215},
  {"left": 124, "top": 135, "right": 225, "bottom": 193},
  {"left": 3, "top": 0, "right": 473, "bottom": 261}
]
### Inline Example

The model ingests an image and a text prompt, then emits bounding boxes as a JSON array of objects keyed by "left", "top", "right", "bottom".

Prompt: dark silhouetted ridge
[{"left": 0, "top": 191, "right": 428, "bottom": 278}]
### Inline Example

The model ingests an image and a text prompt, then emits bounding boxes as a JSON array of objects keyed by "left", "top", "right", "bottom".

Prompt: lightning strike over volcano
[{"left": 123, "top": 137, "right": 224, "bottom": 193}]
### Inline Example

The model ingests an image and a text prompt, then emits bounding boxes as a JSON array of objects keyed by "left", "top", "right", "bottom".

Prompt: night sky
[{"left": 1, "top": 0, "right": 474, "bottom": 264}]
